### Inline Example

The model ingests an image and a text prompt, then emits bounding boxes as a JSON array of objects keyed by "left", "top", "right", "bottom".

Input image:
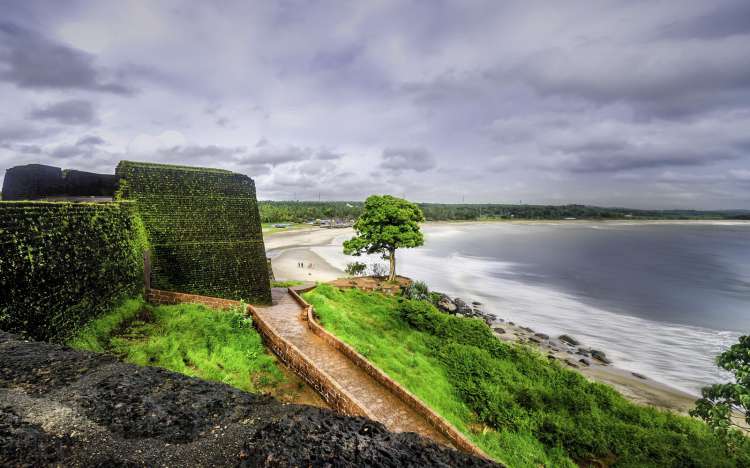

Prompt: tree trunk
[{"left": 388, "top": 248, "right": 396, "bottom": 282}]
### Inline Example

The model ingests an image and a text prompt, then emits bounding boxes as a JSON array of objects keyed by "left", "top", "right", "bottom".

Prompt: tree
[
  {"left": 691, "top": 335, "right": 750, "bottom": 452},
  {"left": 343, "top": 195, "right": 425, "bottom": 282}
]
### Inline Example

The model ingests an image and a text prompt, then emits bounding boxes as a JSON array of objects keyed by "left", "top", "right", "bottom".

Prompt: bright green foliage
[
  {"left": 116, "top": 161, "right": 271, "bottom": 303},
  {"left": 343, "top": 195, "right": 425, "bottom": 281},
  {"left": 0, "top": 201, "right": 147, "bottom": 342},
  {"left": 70, "top": 300, "right": 285, "bottom": 394},
  {"left": 304, "top": 284, "right": 750, "bottom": 467},
  {"left": 691, "top": 335, "right": 750, "bottom": 453},
  {"left": 271, "top": 280, "right": 305, "bottom": 287},
  {"left": 67, "top": 297, "right": 145, "bottom": 352}
]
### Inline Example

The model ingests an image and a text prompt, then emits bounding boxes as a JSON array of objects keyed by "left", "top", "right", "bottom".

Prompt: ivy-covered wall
[
  {"left": 116, "top": 161, "right": 271, "bottom": 304},
  {"left": 0, "top": 201, "right": 147, "bottom": 341}
]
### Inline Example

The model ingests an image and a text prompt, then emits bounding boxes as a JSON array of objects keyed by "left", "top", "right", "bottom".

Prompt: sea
[{"left": 312, "top": 221, "right": 750, "bottom": 395}]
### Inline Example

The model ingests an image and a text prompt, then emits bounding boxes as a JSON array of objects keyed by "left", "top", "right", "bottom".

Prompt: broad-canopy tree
[
  {"left": 343, "top": 195, "right": 425, "bottom": 282},
  {"left": 691, "top": 335, "right": 750, "bottom": 452}
]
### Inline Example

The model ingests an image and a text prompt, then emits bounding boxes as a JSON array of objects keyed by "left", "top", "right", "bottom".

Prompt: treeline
[{"left": 258, "top": 200, "right": 745, "bottom": 223}]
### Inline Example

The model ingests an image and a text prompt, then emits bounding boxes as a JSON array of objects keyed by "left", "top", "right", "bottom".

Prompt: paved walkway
[{"left": 254, "top": 287, "right": 450, "bottom": 446}]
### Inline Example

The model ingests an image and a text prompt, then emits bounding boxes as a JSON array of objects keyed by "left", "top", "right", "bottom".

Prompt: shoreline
[{"left": 263, "top": 225, "right": 700, "bottom": 414}]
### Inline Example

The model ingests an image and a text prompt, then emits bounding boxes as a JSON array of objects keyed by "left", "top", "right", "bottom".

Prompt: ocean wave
[{"left": 312, "top": 243, "right": 738, "bottom": 395}]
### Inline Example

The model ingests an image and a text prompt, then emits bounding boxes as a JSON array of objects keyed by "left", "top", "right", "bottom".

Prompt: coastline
[{"left": 263, "top": 225, "right": 701, "bottom": 415}]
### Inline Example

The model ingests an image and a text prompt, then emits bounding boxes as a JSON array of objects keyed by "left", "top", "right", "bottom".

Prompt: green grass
[
  {"left": 69, "top": 298, "right": 285, "bottom": 394},
  {"left": 262, "top": 223, "right": 311, "bottom": 234},
  {"left": 271, "top": 280, "right": 305, "bottom": 288},
  {"left": 303, "top": 284, "right": 749, "bottom": 467}
]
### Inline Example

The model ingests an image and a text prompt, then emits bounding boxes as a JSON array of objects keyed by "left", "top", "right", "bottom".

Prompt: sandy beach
[
  {"left": 266, "top": 227, "right": 353, "bottom": 282},
  {"left": 263, "top": 225, "right": 701, "bottom": 415}
]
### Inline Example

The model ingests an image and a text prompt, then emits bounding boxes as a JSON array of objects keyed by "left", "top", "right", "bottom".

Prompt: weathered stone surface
[
  {"left": 591, "top": 349, "right": 612, "bottom": 365},
  {"left": 436, "top": 296, "right": 457, "bottom": 314},
  {"left": 0, "top": 332, "right": 499, "bottom": 467},
  {"left": 559, "top": 334, "right": 580, "bottom": 346},
  {"left": 493, "top": 327, "right": 506, "bottom": 334}
]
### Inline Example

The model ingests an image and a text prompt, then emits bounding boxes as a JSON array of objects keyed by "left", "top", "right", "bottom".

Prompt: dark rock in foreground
[{"left": 0, "top": 331, "right": 498, "bottom": 467}]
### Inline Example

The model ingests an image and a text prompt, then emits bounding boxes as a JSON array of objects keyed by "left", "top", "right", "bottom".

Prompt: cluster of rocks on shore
[{"left": 434, "top": 294, "right": 614, "bottom": 370}]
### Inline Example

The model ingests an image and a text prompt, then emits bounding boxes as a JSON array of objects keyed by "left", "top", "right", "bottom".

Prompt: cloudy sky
[{"left": 1, "top": 1, "right": 749, "bottom": 208}]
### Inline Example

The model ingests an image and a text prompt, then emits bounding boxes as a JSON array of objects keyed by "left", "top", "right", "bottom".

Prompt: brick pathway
[{"left": 254, "top": 287, "right": 451, "bottom": 446}]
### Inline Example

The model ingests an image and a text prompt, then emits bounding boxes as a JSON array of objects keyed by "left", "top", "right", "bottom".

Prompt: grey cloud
[
  {"left": 513, "top": 35, "right": 750, "bottom": 119},
  {"left": 0, "top": 123, "right": 52, "bottom": 143},
  {"left": 0, "top": 142, "right": 42, "bottom": 154},
  {"left": 2, "top": 2, "right": 749, "bottom": 208},
  {"left": 158, "top": 145, "right": 247, "bottom": 162},
  {"left": 0, "top": 21, "right": 133, "bottom": 94},
  {"left": 547, "top": 142, "right": 739, "bottom": 173},
  {"left": 241, "top": 145, "right": 312, "bottom": 166},
  {"left": 76, "top": 135, "right": 106, "bottom": 146},
  {"left": 381, "top": 147, "right": 436, "bottom": 172},
  {"left": 659, "top": 2, "right": 750, "bottom": 39},
  {"left": 29, "top": 100, "right": 97, "bottom": 125},
  {"left": 239, "top": 143, "right": 343, "bottom": 166},
  {"left": 315, "top": 150, "right": 343, "bottom": 160}
]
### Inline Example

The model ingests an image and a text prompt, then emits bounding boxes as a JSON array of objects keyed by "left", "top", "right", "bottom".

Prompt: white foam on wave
[{"left": 312, "top": 242, "right": 738, "bottom": 395}]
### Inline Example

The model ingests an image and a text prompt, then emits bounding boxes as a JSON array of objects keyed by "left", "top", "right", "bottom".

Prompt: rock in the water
[
  {"left": 591, "top": 349, "right": 611, "bottom": 364},
  {"left": 437, "top": 295, "right": 457, "bottom": 313},
  {"left": 578, "top": 358, "right": 591, "bottom": 366},
  {"left": 493, "top": 327, "right": 506, "bottom": 334},
  {"left": 631, "top": 372, "right": 647, "bottom": 380},
  {"left": 508, "top": 321, "right": 515, "bottom": 326},
  {"left": 534, "top": 333, "right": 550, "bottom": 340},
  {"left": 558, "top": 334, "right": 580, "bottom": 346},
  {"left": 576, "top": 348, "right": 590, "bottom": 357},
  {"left": 529, "top": 336, "right": 543, "bottom": 344},
  {"left": 472, "top": 301, "right": 482, "bottom": 306},
  {"left": 564, "top": 359, "right": 580, "bottom": 369}
]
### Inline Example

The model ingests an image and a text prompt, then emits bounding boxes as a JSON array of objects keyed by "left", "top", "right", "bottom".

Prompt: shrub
[
  {"left": 402, "top": 280, "right": 430, "bottom": 301},
  {"left": 370, "top": 263, "right": 387, "bottom": 277},
  {"left": 344, "top": 261, "right": 368, "bottom": 276}
]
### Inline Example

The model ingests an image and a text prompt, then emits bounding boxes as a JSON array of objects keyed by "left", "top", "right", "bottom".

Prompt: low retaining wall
[
  {"left": 291, "top": 286, "right": 490, "bottom": 460},
  {"left": 146, "top": 288, "right": 241, "bottom": 309},
  {"left": 145, "top": 288, "right": 373, "bottom": 419}
]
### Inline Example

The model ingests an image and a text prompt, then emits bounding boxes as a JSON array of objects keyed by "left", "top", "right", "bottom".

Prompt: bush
[
  {"left": 344, "top": 261, "right": 367, "bottom": 276},
  {"left": 370, "top": 263, "right": 387, "bottom": 277},
  {"left": 402, "top": 280, "right": 430, "bottom": 301}
]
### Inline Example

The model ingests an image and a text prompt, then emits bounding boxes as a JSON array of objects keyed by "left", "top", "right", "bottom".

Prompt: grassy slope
[
  {"left": 69, "top": 298, "right": 284, "bottom": 394},
  {"left": 303, "top": 285, "right": 747, "bottom": 468}
]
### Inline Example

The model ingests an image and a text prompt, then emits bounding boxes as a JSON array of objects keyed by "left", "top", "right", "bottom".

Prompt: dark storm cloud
[
  {"left": 29, "top": 100, "right": 97, "bottom": 125},
  {"left": 1, "top": 1, "right": 749, "bottom": 209},
  {"left": 0, "top": 21, "right": 133, "bottom": 94},
  {"left": 381, "top": 148, "right": 436, "bottom": 172}
]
